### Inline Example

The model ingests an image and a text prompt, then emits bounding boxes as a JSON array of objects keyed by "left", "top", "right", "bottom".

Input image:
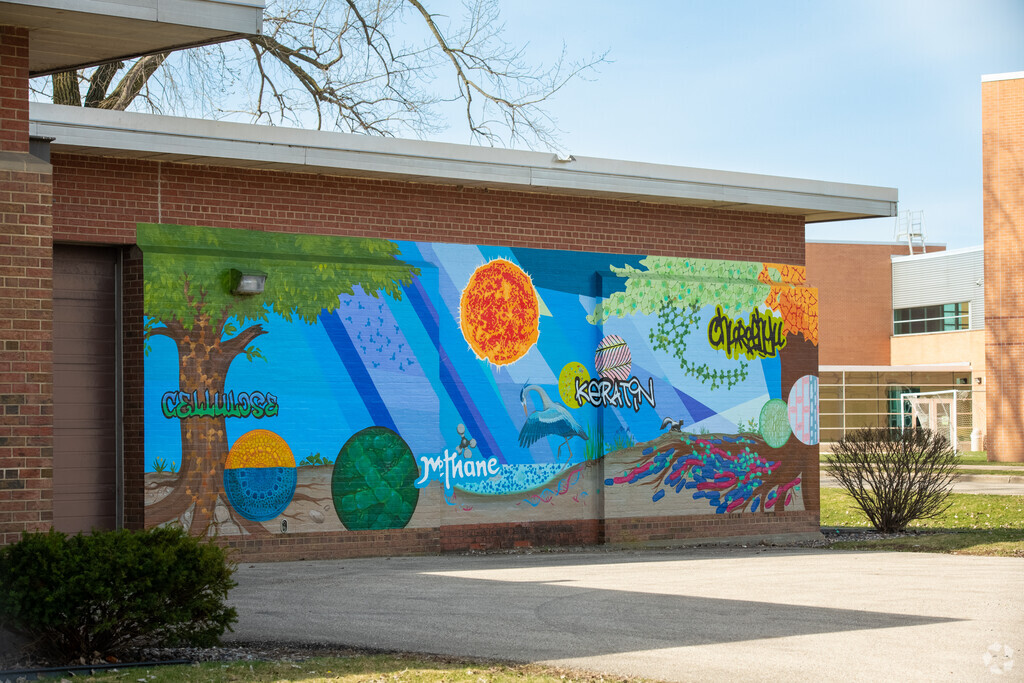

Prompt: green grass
[
  {"left": 818, "top": 450, "right": 1024, "bottom": 467},
  {"left": 820, "top": 487, "right": 1024, "bottom": 557},
  {"left": 952, "top": 452, "right": 1024, "bottom": 466},
  {"left": 80, "top": 653, "right": 635, "bottom": 683}
]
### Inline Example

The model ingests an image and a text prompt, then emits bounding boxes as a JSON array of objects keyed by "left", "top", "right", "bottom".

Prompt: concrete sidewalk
[
  {"left": 820, "top": 471, "right": 1024, "bottom": 495},
  {"left": 228, "top": 548, "right": 1023, "bottom": 681}
]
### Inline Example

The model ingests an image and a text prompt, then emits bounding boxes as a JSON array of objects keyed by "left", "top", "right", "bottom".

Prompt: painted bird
[{"left": 518, "top": 384, "right": 588, "bottom": 461}]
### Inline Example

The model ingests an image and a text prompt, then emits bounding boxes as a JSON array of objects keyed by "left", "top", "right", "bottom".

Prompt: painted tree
[
  {"left": 588, "top": 256, "right": 773, "bottom": 390},
  {"left": 139, "top": 224, "right": 420, "bottom": 535},
  {"left": 38, "top": 0, "right": 604, "bottom": 149},
  {"left": 758, "top": 262, "right": 818, "bottom": 345}
]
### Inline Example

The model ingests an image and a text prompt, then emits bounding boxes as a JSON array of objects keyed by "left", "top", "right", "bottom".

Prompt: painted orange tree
[
  {"left": 758, "top": 263, "right": 818, "bottom": 345},
  {"left": 139, "top": 224, "right": 419, "bottom": 535}
]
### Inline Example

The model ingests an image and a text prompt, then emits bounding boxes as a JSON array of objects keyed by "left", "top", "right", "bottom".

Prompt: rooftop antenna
[{"left": 894, "top": 210, "right": 926, "bottom": 255}]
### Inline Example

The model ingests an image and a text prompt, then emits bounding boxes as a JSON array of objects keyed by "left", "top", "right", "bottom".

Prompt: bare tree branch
[
  {"left": 33, "top": 0, "right": 606, "bottom": 150},
  {"left": 85, "top": 61, "right": 124, "bottom": 107},
  {"left": 98, "top": 53, "right": 170, "bottom": 110}
]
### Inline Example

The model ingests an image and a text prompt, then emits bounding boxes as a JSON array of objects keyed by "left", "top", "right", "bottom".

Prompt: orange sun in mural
[{"left": 459, "top": 258, "right": 539, "bottom": 365}]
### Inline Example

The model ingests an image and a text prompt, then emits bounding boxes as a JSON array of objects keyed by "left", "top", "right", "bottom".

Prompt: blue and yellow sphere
[{"left": 223, "top": 429, "right": 297, "bottom": 522}]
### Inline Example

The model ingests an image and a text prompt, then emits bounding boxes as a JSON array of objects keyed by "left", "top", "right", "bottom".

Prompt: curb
[{"left": 819, "top": 469, "right": 1024, "bottom": 485}]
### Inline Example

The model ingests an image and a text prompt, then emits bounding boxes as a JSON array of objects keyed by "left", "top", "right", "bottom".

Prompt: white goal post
[{"left": 900, "top": 389, "right": 974, "bottom": 454}]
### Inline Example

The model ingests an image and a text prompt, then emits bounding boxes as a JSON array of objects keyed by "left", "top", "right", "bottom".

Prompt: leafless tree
[
  {"left": 826, "top": 427, "right": 961, "bottom": 533},
  {"left": 35, "top": 0, "right": 604, "bottom": 150}
]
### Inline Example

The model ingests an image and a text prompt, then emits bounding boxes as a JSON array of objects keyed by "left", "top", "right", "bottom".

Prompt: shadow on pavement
[{"left": 228, "top": 548, "right": 961, "bottom": 662}]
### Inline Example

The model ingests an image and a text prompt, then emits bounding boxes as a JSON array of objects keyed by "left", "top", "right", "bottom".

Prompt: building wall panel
[
  {"left": 983, "top": 73, "right": 1024, "bottom": 462},
  {"left": 46, "top": 152, "right": 821, "bottom": 557},
  {"left": 892, "top": 248, "right": 985, "bottom": 328}
]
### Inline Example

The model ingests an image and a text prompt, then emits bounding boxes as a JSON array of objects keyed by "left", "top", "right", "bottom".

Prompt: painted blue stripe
[
  {"left": 403, "top": 279, "right": 504, "bottom": 462},
  {"left": 319, "top": 309, "right": 398, "bottom": 432},
  {"left": 403, "top": 278, "right": 440, "bottom": 346},
  {"left": 438, "top": 347, "right": 503, "bottom": 461}
]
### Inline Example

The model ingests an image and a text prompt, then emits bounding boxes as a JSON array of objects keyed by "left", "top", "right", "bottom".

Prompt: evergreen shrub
[{"left": 0, "top": 526, "right": 237, "bottom": 662}]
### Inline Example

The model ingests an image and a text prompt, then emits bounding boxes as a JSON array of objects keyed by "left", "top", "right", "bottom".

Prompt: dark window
[{"left": 894, "top": 302, "right": 969, "bottom": 335}]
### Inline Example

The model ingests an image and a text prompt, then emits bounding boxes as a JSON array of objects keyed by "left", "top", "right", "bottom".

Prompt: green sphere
[
  {"left": 759, "top": 399, "right": 792, "bottom": 448},
  {"left": 331, "top": 426, "right": 419, "bottom": 530}
]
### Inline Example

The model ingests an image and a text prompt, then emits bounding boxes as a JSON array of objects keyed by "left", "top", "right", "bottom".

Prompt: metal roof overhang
[
  {"left": 2, "top": 0, "right": 263, "bottom": 76},
  {"left": 820, "top": 364, "right": 974, "bottom": 373},
  {"left": 30, "top": 103, "right": 898, "bottom": 223}
]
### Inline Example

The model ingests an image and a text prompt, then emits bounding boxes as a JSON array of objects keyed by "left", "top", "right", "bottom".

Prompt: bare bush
[{"left": 826, "top": 427, "right": 961, "bottom": 533}]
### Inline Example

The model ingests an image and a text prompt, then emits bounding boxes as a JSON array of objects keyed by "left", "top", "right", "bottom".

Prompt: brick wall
[
  {"left": 45, "top": 151, "right": 818, "bottom": 557},
  {"left": 806, "top": 242, "right": 944, "bottom": 366},
  {"left": 0, "top": 27, "right": 55, "bottom": 543},
  {"left": 606, "top": 510, "right": 820, "bottom": 545},
  {"left": 218, "top": 526, "right": 441, "bottom": 562},
  {"left": 0, "top": 27, "right": 29, "bottom": 155},
  {"left": 983, "top": 74, "right": 1024, "bottom": 462},
  {"left": 51, "top": 154, "right": 806, "bottom": 264},
  {"left": 122, "top": 246, "right": 146, "bottom": 528}
]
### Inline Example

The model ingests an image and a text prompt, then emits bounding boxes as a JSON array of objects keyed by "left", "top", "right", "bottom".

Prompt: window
[
  {"left": 893, "top": 302, "right": 969, "bottom": 335},
  {"left": 887, "top": 386, "right": 920, "bottom": 429}
]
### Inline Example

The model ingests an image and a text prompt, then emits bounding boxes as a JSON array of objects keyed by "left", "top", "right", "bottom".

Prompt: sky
[{"left": 424, "top": 0, "right": 1024, "bottom": 250}]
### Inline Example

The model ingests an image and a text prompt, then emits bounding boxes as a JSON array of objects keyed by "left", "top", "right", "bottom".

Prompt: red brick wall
[
  {"left": 45, "top": 151, "right": 818, "bottom": 558},
  {"left": 122, "top": 246, "right": 146, "bottom": 528},
  {"left": 606, "top": 510, "right": 820, "bottom": 545},
  {"left": 51, "top": 154, "right": 806, "bottom": 264},
  {"left": 441, "top": 520, "right": 603, "bottom": 552},
  {"left": 983, "top": 75, "right": 1024, "bottom": 462},
  {"left": 806, "top": 242, "right": 944, "bottom": 366},
  {"left": 218, "top": 526, "right": 441, "bottom": 562},
  {"left": 0, "top": 26, "right": 55, "bottom": 543},
  {"left": 0, "top": 27, "right": 29, "bottom": 155}
]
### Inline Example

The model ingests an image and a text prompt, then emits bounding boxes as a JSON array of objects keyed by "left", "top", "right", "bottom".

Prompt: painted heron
[{"left": 518, "top": 384, "right": 588, "bottom": 461}]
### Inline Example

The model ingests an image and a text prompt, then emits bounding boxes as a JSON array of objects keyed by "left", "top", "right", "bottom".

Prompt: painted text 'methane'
[{"left": 415, "top": 449, "right": 500, "bottom": 495}]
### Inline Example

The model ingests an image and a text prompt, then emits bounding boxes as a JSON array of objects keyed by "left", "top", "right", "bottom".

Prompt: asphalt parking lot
[{"left": 229, "top": 547, "right": 1023, "bottom": 681}]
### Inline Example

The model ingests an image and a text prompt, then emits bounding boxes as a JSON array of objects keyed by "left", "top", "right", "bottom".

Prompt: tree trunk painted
[
  {"left": 773, "top": 333, "right": 818, "bottom": 512},
  {"left": 145, "top": 316, "right": 269, "bottom": 535}
]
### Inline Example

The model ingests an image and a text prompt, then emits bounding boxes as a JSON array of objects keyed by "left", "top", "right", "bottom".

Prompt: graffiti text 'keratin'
[{"left": 575, "top": 376, "right": 656, "bottom": 412}]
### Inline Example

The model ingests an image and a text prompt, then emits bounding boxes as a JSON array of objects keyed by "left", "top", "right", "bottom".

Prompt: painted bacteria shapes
[
  {"left": 758, "top": 398, "right": 792, "bottom": 448},
  {"left": 788, "top": 374, "right": 820, "bottom": 445},
  {"left": 331, "top": 426, "right": 420, "bottom": 530}
]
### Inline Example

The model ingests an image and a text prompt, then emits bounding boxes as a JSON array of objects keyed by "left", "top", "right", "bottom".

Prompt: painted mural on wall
[{"left": 140, "top": 224, "right": 819, "bottom": 536}]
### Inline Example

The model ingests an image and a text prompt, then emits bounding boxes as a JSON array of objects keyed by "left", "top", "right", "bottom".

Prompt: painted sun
[{"left": 459, "top": 258, "right": 539, "bottom": 365}]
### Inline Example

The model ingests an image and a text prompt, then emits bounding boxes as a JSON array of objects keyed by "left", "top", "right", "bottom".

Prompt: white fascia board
[
  {"left": 9, "top": 0, "right": 263, "bottom": 32},
  {"left": 820, "top": 364, "right": 973, "bottom": 373},
  {"left": 982, "top": 71, "right": 1024, "bottom": 83},
  {"left": 890, "top": 244, "right": 983, "bottom": 263},
  {"left": 533, "top": 167, "right": 897, "bottom": 216},
  {"left": 31, "top": 103, "right": 897, "bottom": 221}
]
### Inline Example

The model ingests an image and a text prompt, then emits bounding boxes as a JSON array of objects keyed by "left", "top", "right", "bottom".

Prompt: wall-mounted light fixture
[
  {"left": 975, "top": 376, "right": 983, "bottom": 385},
  {"left": 230, "top": 269, "right": 267, "bottom": 296}
]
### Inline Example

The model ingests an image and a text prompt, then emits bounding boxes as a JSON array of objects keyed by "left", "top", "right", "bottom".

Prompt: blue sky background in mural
[{"left": 145, "top": 241, "right": 784, "bottom": 472}]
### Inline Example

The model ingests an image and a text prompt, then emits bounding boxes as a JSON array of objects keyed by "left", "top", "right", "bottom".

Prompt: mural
[{"left": 140, "top": 224, "right": 819, "bottom": 536}]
